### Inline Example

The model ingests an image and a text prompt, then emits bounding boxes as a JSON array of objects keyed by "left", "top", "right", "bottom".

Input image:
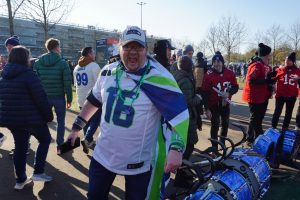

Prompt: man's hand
[
  {"left": 67, "top": 102, "right": 72, "bottom": 109},
  {"left": 205, "top": 109, "right": 212, "bottom": 120},
  {"left": 164, "top": 150, "right": 183, "bottom": 173},
  {"left": 68, "top": 130, "right": 79, "bottom": 146},
  {"left": 221, "top": 91, "right": 230, "bottom": 99}
]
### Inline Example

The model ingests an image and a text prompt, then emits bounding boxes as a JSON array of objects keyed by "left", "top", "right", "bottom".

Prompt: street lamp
[{"left": 137, "top": 2, "right": 146, "bottom": 29}]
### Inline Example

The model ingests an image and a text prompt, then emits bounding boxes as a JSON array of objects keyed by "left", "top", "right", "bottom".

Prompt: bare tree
[
  {"left": 1, "top": 0, "right": 26, "bottom": 35},
  {"left": 21, "top": 0, "right": 73, "bottom": 42},
  {"left": 206, "top": 24, "right": 222, "bottom": 55},
  {"left": 218, "top": 15, "right": 246, "bottom": 63},
  {"left": 253, "top": 30, "right": 270, "bottom": 45},
  {"left": 266, "top": 24, "right": 285, "bottom": 65},
  {"left": 195, "top": 39, "right": 210, "bottom": 56},
  {"left": 287, "top": 21, "right": 300, "bottom": 52},
  {"left": 173, "top": 38, "right": 194, "bottom": 50}
]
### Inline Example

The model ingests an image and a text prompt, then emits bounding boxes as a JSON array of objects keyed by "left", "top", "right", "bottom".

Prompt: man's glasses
[{"left": 122, "top": 45, "right": 144, "bottom": 52}]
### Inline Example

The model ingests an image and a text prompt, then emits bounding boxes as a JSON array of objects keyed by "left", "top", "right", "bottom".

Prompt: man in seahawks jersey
[{"left": 68, "top": 26, "right": 189, "bottom": 200}]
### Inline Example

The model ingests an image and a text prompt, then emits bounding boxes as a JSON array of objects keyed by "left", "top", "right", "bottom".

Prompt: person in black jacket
[
  {"left": 153, "top": 39, "right": 176, "bottom": 71},
  {"left": 3, "top": 35, "right": 33, "bottom": 156},
  {"left": 0, "top": 46, "right": 54, "bottom": 190},
  {"left": 194, "top": 52, "right": 207, "bottom": 130},
  {"left": 172, "top": 55, "right": 202, "bottom": 188}
]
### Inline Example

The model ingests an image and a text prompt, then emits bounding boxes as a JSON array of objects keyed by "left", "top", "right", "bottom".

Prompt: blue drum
[
  {"left": 184, "top": 189, "right": 223, "bottom": 200},
  {"left": 264, "top": 128, "right": 284, "bottom": 168},
  {"left": 223, "top": 151, "right": 271, "bottom": 199},
  {"left": 232, "top": 148, "right": 252, "bottom": 153},
  {"left": 252, "top": 134, "right": 274, "bottom": 160},
  {"left": 281, "top": 130, "right": 300, "bottom": 162},
  {"left": 208, "top": 169, "right": 252, "bottom": 200}
]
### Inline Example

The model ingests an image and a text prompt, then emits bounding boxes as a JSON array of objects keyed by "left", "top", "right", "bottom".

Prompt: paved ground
[{"left": 0, "top": 90, "right": 300, "bottom": 200}]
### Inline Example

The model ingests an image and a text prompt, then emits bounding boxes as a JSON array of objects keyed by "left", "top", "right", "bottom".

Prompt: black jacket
[
  {"left": 153, "top": 55, "right": 171, "bottom": 71},
  {"left": 172, "top": 69, "right": 201, "bottom": 144},
  {"left": 0, "top": 63, "right": 53, "bottom": 127}
]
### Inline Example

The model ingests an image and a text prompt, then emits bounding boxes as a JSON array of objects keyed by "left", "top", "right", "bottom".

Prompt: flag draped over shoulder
[{"left": 130, "top": 58, "right": 189, "bottom": 200}]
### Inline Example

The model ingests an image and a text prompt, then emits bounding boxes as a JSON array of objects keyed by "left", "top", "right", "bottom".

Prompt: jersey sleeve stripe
[{"left": 145, "top": 76, "right": 179, "bottom": 88}]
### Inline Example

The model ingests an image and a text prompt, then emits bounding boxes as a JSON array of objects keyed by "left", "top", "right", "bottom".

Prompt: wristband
[
  {"left": 169, "top": 146, "right": 184, "bottom": 153},
  {"left": 72, "top": 116, "right": 88, "bottom": 131}
]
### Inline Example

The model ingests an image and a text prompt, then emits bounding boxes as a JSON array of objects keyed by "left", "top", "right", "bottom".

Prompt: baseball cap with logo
[{"left": 120, "top": 26, "right": 147, "bottom": 47}]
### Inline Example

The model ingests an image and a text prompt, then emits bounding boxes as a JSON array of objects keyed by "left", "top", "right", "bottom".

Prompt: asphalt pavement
[{"left": 0, "top": 90, "right": 299, "bottom": 200}]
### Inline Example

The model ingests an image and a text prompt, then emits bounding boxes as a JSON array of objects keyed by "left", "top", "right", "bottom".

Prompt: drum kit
[{"left": 163, "top": 123, "right": 300, "bottom": 200}]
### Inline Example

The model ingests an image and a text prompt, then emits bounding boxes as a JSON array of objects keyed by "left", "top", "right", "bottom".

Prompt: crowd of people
[{"left": 0, "top": 25, "right": 300, "bottom": 199}]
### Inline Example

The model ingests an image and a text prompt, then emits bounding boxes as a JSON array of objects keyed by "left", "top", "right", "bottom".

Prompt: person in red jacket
[
  {"left": 272, "top": 52, "right": 300, "bottom": 132},
  {"left": 202, "top": 51, "right": 239, "bottom": 149},
  {"left": 242, "top": 43, "right": 274, "bottom": 144}
]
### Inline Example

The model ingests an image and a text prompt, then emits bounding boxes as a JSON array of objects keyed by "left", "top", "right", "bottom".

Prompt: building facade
[{"left": 0, "top": 16, "right": 157, "bottom": 67}]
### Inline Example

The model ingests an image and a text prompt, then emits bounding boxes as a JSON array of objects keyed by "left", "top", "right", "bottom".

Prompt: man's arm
[
  {"left": 228, "top": 73, "right": 239, "bottom": 96},
  {"left": 165, "top": 130, "right": 184, "bottom": 173},
  {"left": 63, "top": 61, "right": 73, "bottom": 107},
  {"left": 68, "top": 100, "right": 100, "bottom": 146}
]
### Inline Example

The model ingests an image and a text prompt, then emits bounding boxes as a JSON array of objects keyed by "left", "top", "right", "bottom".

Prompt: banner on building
[{"left": 96, "top": 38, "right": 119, "bottom": 68}]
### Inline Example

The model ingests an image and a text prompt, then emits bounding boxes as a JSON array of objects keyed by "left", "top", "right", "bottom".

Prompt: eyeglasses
[{"left": 122, "top": 45, "right": 145, "bottom": 52}]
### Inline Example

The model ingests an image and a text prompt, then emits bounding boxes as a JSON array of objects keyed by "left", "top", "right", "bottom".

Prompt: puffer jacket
[
  {"left": 34, "top": 52, "right": 72, "bottom": 103},
  {"left": 172, "top": 69, "right": 201, "bottom": 144},
  {"left": 0, "top": 63, "right": 53, "bottom": 127}
]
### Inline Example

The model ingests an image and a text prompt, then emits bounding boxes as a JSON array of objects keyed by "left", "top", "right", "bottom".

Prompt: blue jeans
[
  {"left": 8, "top": 124, "right": 51, "bottom": 183},
  {"left": 82, "top": 108, "right": 101, "bottom": 142},
  {"left": 48, "top": 97, "right": 66, "bottom": 146},
  {"left": 88, "top": 158, "right": 151, "bottom": 200}
]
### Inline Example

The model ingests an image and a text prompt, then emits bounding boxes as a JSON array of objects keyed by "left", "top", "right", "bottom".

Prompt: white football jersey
[
  {"left": 92, "top": 58, "right": 189, "bottom": 175},
  {"left": 92, "top": 60, "right": 162, "bottom": 175},
  {"left": 73, "top": 62, "right": 100, "bottom": 107}
]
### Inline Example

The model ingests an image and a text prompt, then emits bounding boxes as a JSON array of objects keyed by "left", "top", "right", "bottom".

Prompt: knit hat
[
  {"left": 287, "top": 52, "right": 296, "bottom": 63},
  {"left": 257, "top": 43, "right": 271, "bottom": 57},
  {"left": 196, "top": 52, "right": 204, "bottom": 60},
  {"left": 183, "top": 45, "right": 194, "bottom": 55},
  {"left": 212, "top": 51, "right": 224, "bottom": 64},
  {"left": 176, "top": 49, "right": 183, "bottom": 57},
  {"left": 4, "top": 35, "right": 20, "bottom": 47},
  {"left": 178, "top": 55, "right": 193, "bottom": 72}
]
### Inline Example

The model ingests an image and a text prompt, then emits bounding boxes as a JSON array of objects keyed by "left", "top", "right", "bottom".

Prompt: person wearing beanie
[
  {"left": 171, "top": 45, "right": 194, "bottom": 74},
  {"left": 0, "top": 46, "right": 54, "bottom": 189},
  {"left": 3, "top": 36, "right": 34, "bottom": 156},
  {"left": 257, "top": 43, "right": 272, "bottom": 57},
  {"left": 194, "top": 51, "right": 205, "bottom": 89},
  {"left": 5, "top": 35, "right": 20, "bottom": 53},
  {"left": 212, "top": 51, "right": 224, "bottom": 65},
  {"left": 183, "top": 44, "right": 194, "bottom": 59},
  {"left": 194, "top": 51, "right": 207, "bottom": 130},
  {"left": 73, "top": 47, "right": 101, "bottom": 154},
  {"left": 272, "top": 52, "right": 300, "bottom": 133},
  {"left": 177, "top": 49, "right": 183, "bottom": 58},
  {"left": 34, "top": 38, "right": 73, "bottom": 154},
  {"left": 153, "top": 39, "right": 175, "bottom": 71},
  {"left": 170, "top": 49, "right": 183, "bottom": 73},
  {"left": 172, "top": 55, "right": 201, "bottom": 188},
  {"left": 242, "top": 43, "right": 274, "bottom": 144},
  {"left": 202, "top": 51, "right": 239, "bottom": 149}
]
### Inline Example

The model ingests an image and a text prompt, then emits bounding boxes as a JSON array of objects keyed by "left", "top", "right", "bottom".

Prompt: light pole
[{"left": 137, "top": 2, "right": 146, "bottom": 29}]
